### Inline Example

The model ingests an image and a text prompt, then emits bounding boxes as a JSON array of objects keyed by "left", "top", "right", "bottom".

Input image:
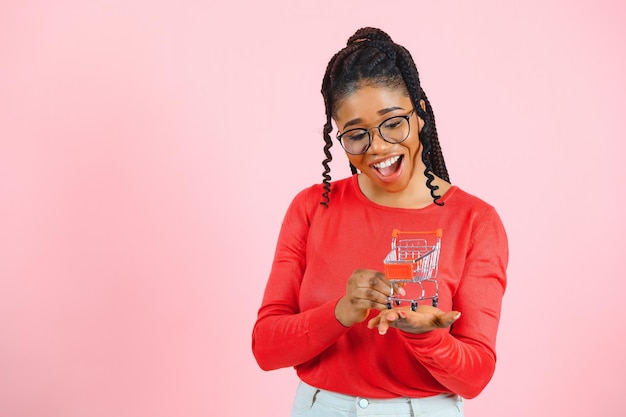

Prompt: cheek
[
  {"left": 347, "top": 155, "right": 362, "bottom": 168},
  {"left": 404, "top": 134, "right": 423, "bottom": 159}
]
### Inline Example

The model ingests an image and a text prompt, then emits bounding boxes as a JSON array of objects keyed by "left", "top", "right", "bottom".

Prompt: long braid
[
  {"left": 320, "top": 27, "right": 450, "bottom": 206},
  {"left": 422, "top": 97, "right": 449, "bottom": 182},
  {"left": 395, "top": 46, "right": 438, "bottom": 204},
  {"left": 395, "top": 45, "right": 448, "bottom": 205},
  {"left": 320, "top": 121, "right": 333, "bottom": 207},
  {"left": 319, "top": 42, "right": 363, "bottom": 206}
]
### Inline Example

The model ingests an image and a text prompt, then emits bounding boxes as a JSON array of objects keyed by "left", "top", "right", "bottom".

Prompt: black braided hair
[{"left": 320, "top": 27, "right": 449, "bottom": 207}]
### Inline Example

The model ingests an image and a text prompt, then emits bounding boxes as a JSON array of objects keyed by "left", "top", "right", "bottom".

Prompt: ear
[{"left": 417, "top": 99, "right": 426, "bottom": 132}]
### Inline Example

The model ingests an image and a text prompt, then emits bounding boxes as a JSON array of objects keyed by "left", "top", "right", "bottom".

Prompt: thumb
[{"left": 436, "top": 311, "right": 461, "bottom": 328}]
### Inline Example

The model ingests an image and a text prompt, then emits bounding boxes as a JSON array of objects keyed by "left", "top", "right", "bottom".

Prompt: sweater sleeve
[
  {"left": 251, "top": 188, "right": 350, "bottom": 370},
  {"left": 401, "top": 207, "right": 508, "bottom": 398}
]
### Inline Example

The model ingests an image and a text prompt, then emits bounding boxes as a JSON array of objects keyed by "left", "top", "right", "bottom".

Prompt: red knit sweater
[{"left": 252, "top": 176, "right": 508, "bottom": 399}]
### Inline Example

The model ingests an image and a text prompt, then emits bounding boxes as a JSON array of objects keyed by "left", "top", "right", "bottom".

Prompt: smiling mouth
[{"left": 372, "top": 155, "right": 403, "bottom": 177}]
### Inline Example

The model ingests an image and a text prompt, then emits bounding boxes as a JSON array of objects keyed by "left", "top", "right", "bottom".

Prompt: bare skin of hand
[
  {"left": 367, "top": 305, "right": 461, "bottom": 335},
  {"left": 334, "top": 269, "right": 406, "bottom": 327}
]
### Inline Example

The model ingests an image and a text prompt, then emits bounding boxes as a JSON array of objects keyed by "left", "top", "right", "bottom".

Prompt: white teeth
[{"left": 373, "top": 155, "right": 400, "bottom": 169}]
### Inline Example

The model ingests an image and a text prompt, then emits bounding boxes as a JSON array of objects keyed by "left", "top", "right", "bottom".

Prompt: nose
[{"left": 368, "top": 128, "right": 391, "bottom": 153}]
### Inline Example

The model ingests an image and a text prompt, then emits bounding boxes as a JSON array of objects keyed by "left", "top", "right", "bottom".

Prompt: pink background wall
[{"left": 1, "top": 1, "right": 625, "bottom": 416}]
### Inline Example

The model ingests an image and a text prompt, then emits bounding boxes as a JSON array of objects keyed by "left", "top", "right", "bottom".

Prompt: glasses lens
[
  {"left": 340, "top": 129, "right": 370, "bottom": 154},
  {"left": 380, "top": 116, "right": 410, "bottom": 143}
]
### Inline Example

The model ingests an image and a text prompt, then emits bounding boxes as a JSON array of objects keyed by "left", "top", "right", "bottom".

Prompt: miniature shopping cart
[{"left": 383, "top": 229, "right": 442, "bottom": 311}]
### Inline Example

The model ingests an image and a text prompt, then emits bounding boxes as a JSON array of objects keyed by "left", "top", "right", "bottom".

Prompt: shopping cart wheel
[
  {"left": 432, "top": 298, "right": 438, "bottom": 307},
  {"left": 411, "top": 301, "right": 417, "bottom": 311},
  {"left": 386, "top": 302, "right": 392, "bottom": 309},
  {"left": 395, "top": 300, "right": 401, "bottom": 306}
]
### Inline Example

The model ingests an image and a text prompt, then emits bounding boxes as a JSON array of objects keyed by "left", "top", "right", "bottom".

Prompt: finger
[
  {"left": 369, "top": 271, "right": 394, "bottom": 296},
  {"left": 367, "top": 311, "right": 390, "bottom": 332},
  {"left": 376, "top": 310, "right": 403, "bottom": 335},
  {"left": 392, "top": 283, "right": 406, "bottom": 296},
  {"left": 352, "top": 271, "right": 390, "bottom": 296},
  {"left": 366, "top": 315, "right": 380, "bottom": 329},
  {"left": 348, "top": 288, "right": 390, "bottom": 312},
  {"left": 433, "top": 311, "right": 461, "bottom": 328},
  {"left": 352, "top": 294, "right": 389, "bottom": 311},
  {"left": 353, "top": 282, "right": 394, "bottom": 310}
]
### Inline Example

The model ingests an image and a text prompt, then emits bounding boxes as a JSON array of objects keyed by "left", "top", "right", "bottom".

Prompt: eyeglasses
[{"left": 336, "top": 109, "right": 415, "bottom": 155}]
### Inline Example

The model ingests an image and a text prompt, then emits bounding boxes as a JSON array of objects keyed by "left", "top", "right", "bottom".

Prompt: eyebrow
[{"left": 342, "top": 106, "right": 406, "bottom": 129}]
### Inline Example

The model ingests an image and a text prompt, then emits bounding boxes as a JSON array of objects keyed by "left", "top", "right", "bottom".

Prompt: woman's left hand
[{"left": 367, "top": 305, "right": 461, "bottom": 335}]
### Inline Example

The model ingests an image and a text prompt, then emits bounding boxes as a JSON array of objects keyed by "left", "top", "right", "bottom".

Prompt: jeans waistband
[{"left": 294, "top": 381, "right": 463, "bottom": 416}]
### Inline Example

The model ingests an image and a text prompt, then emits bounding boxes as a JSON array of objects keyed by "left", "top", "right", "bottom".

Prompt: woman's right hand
[{"left": 334, "top": 269, "right": 404, "bottom": 327}]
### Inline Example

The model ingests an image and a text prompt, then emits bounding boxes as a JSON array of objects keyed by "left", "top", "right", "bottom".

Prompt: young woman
[{"left": 252, "top": 27, "right": 508, "bottom": 417}]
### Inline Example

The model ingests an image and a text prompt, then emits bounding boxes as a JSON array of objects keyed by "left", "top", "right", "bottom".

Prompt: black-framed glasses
[{"left": 336, "top": 109, "right": 415, "bottom": 155}]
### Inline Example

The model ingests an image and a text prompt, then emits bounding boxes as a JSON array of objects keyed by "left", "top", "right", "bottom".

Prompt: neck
[{"left": 357, "top": 172, "right": 451, "bottom": 209}]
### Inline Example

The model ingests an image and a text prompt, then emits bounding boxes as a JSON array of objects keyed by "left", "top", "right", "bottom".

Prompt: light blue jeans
[{"left": 291, "top": 381, "right": 464, "bottom": 417}]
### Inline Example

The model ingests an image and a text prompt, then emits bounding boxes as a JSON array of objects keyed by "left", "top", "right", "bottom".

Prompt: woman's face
[{"left": 334, "top": 85, "right": 424, "bottom": 195}]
